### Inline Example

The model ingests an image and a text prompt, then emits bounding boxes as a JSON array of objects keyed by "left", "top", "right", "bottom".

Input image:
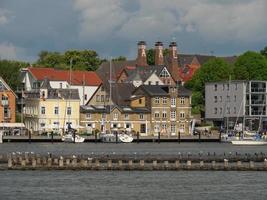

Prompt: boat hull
[
  {"left": 62, "top": 134, "right": 85, "bottom": 143},
  {"left": 231, "top": 140, "right": 267, "bottom": 145}
]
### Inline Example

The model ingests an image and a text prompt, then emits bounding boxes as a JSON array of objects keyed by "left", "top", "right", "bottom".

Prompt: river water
[
  {"left": 0, "top": 142, "right": 267, "bottom": 156},
  {"left": 0, "top": 143, "right": 266, "bottom": 200},
  {"left": 0, "top": 171, "right": 266, "bottom": 200}
]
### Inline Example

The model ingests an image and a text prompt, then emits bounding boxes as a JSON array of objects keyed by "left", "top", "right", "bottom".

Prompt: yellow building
[
  {"left": 80, "top": 83, "right": 192, "bottom": 136},
  {"left": 24, "top": 79, "right": 80, "bottom": 134}
]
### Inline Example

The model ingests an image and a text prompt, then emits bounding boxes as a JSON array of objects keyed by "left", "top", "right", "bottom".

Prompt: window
[
  {"left": 180, "top": 112, "right": 185, "bottom": 119},
  {"left": 1, "top": 95, "right": 8, "bottom": 106},
  {"left": 171, "top": 111, "right": 176, "bottom": 119},
  {"left": 86, "top": 113, "right": 91, "bottom": 119},
  {"left": 179, "top": 123, "right": 185, "bottom": 132},
  {"left": 101, "top": 95, "right": 105, "bottom": 102},
  {"left": 148, "top": 81, "right": 152, "bottom": 85},
  {"left": 162, "top": 124, "right": 167, "bottom": 130},
  {"left": 162, "top": 97, "right": 167, "bottom": 104},
  {"left": 60, "top": 83, "right": 62, "bottom": 88},
  {"left": 106, "top": 95, "right": 110, "bottom": 102},
  {"left": 84, "top": 94, "right": 87, "bottom": 100},
  {"left": 159, "top": 68, "right": 170, "bottom": 78},
  {"left": 214, "top": 96, "right": 218, "bottom": 103},
  {"left": 67, "top": 107, "right": 71, "bottom": 115},
  {"left": 139, "top": 99, "right": 142, "bottom": 104},
  {"left": 171, "top": 98, "right": 176, "bottom": 106},
  {"left": 171, "top": 124, "right": 176, "bottom": 133},
  {"left": 155, "top": 97, "right": 160, "bottom": 104},
  {"left": 234, "top": 95, "right": 237, "bottom": 102},
  {"left": 125, "top": 114, "right": 129, "bottom": 120},
  {"left": 96, "top": 95, "right": 100, "bottom": 102},
  {"left": 214, "top": 84, "right": 217, "bottom": 91},
  {"left": 54, "top": 107, "right": 59, "bottom": 115},
  {"left": 4, "top": 107, "right": 9, "bottom": 118},
  {"left": 180, "top": 97, "right": 185, "bottom": 105},
  {"left": 220, "top": 96, "right": 222, "bottom": 102},
  {"left": 214, "top": 107, "right": 218, "bottom": 114},
  {"left": 162, "top": 111, "right": 167, "bottom": 119},
  {"left": 53, "top": 121, "right": 59, "bottom": 126},
  {"left": 154, "top": 124, "right": 160, "bottom": 133},
  {"left": 156, "top": 81, "right": 159, "bottom": 85},
  {"left": 220, "top": 108, "right": 222, "bottom": 114},
  {"left": 101, "top": 113, "right": 106, "bottom": 119},
  {"left": 154, "top": 112, "right": 160, "bottom": 118},
  {"left": 41, "top": 106, "right": 45, "bottom": 114},
  {"left": 101, "top": 86, "right": 104, "bottom": 91},
  {"left": 227, "top": 107, "right": 230, "bottom": 114},
  {"left": 40, "top": 123, "right": 45, "bottom": 128},
  {"left": 140, "top": 124, "right": 146, "bottom": 133},
  {"left": 234, "top": 107, "right": 237, "bottom": 114},
  {"left": 227, "top": 96, "right": 230, "bottom": 102},
  {"left": 113, "top": 113, "right": 118, "bottom": 120},
  {"left": 139, "top": 114, "right": 144, "bottom": 120}
]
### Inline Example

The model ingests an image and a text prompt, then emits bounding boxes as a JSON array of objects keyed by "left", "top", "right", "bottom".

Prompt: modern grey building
[{"left": 205, "top": 80, "right": 267, "bottom": 131}]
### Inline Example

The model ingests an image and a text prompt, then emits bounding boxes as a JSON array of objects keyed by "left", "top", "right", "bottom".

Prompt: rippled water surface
[
  {"left": 0, "top": 142, "right": 267, "bottom": 156},
  {"left": 0, "top": 171, "right": 266, "bottom": 200}
]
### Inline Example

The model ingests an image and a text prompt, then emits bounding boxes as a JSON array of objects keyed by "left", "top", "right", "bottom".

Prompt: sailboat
[{"left": 61, "top": 59, "right": 85, "bottom": 143}]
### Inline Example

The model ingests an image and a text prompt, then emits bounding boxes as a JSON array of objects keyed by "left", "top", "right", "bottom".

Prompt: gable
[{"left": 159, "top": 67, "right": 171, "bottom": 78}]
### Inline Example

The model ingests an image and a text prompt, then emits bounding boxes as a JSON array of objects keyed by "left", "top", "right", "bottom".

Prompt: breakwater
[{"left": 1, "top": 152, "right": 267, "bottom": 171}]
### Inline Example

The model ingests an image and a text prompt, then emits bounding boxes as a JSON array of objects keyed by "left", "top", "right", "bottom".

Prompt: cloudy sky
[{"left": 1, "top": 0, "right": 267, "bottom": 62}]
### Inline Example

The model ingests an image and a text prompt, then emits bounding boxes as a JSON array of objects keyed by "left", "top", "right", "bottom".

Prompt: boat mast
[{"left": 109, "top": 58, "right": 112, "bottom": 134}]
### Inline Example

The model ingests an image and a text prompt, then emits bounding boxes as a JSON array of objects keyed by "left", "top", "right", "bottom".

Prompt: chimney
[
  {"left": 136, "top": 41, "right": 148, "bottom": 66},
  {"left": 155, "top": 41, "right": 164, "bottom": 66},
  {"left": 169, "top": 42, "right": 180, "bottom": 81}
]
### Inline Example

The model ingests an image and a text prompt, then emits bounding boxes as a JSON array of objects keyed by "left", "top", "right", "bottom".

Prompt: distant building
[
  {"left": 24, "top": 79, "right": 80, "bottom": 134},
  {"left": 81, "top": 83, "right": 192, "bottom": 136},
  {"left": 0, "top": 77, "right": 16, "bottom": 123},
  {"left": 205, "top": 80, "right": 267, "bottom": 131},
  {"left": 21, "top": 67, "right": 102, "bottom": 105}
]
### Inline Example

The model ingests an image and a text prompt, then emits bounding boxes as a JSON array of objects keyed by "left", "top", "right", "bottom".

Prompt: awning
[{"left": 0, "top": 123, "right": 25, "bottom": 128}]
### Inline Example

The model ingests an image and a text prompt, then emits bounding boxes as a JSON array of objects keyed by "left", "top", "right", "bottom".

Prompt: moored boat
[
  {"left": 231, "top": 140, "right": 267, "bottom": 145},
  {"left": 62, "top": 134, "right": 85, "bottom": 143}
]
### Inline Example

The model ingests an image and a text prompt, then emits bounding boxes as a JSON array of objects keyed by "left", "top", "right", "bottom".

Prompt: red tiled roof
[{"left": 28, "top": 67, "right": 102, "bottom": 86}]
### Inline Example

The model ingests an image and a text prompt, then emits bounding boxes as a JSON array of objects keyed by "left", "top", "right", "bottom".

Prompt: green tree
[
  {"left": 233, "top": 51, "right": 267, "bottom": 80},
  {"left": 260, "top": 46, "right": 267, "bottom": 58},
  {"left": 112, "top": 56, "right": 127, "bottom": 61},
  {"left": 186, "top": 58, "right": 233, "bottom": 113},
  {"left": 0, "top": 60, "right": 29, "bottom": 90},
  {"left": 146, "top": 49, "right": 169, "bottom": 65}
]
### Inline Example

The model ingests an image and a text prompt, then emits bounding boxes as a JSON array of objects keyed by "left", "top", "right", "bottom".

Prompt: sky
[{"left": 0, "top": 0, "right": 267, "bottom": 62}]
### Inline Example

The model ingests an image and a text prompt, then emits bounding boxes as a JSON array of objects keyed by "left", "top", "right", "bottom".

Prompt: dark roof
[
  {"left": 80, "top": 105, "right": 150, "bottom": 114},
  {"left": 110, "top": 83, "right": 136, "bottom": 106},
  {"left": 137, "top": 85, "right": 169, "bottom": 96},
  {"left": 26, "top": 88, "right": 80, "bottom": 100},
  {"left": 178, "top": 86, "right": 192, "bottom": 97}
]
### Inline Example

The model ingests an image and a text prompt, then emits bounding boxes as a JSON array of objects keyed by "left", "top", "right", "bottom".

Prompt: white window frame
[
  {"left": 171, "top": 98, "right": 176, "bottom": 107},
  {"left": 155, "top": 97, "right": 160, "bottom": 104},
  {"left": 180, "top": 112, "right": 185, "bottom": 119}
]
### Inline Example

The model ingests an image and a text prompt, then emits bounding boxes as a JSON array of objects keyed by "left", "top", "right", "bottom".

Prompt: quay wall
[{"left": 1, "top": 152, "right": 267, "bottom": 171}]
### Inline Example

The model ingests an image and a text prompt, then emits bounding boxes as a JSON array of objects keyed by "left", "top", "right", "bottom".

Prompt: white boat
[
  {"left": 100, "top": 133, "right": 116, "bottom": 143},
  {"left": 118, "top": 133, "right": 133, "bottom": 143},
  {"left": 62, "top": 134, "right": 85, "bottom": 143},
  {"left": 231, "top": 140, "right": 267, "bottom": 145}
]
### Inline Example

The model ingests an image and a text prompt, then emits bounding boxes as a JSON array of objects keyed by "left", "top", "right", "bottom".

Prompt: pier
[{"left": 1, "top": 152, "right": 267, "bottom": 171}]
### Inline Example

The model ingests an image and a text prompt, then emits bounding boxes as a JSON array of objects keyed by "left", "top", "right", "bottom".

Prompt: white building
[{"left": 21, "top": 67, "right": 102, "bottom": 105}]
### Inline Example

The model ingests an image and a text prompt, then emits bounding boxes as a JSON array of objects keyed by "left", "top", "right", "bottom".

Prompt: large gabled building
[{"left": 21, "top": 67, "right": 102, "bottom": 105}]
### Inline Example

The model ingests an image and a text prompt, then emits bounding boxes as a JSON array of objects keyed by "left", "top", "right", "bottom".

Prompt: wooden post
[
  {"left": 8, "top": 157, "right": 12, "bottom": 168},
  {"left": 249, "top": 161, "right": 254, "bottom": 169},
  {"left": 32, "top": 159, "right": 36, "bottom": 167},
  {"left": 107, "top": 160, "right": 112, "bottom": 168},
  {"left": 158, "top": 132, "right": 160, "bottom": 144},
  {"left": 198, "top": 132, "right": 201, "bottom": 143},
  {"left": 94, "top": 131, "right": 97, "bottom": 143},
  {"left": 59, "top": 157, "right": 64, "bottom": 167},
  {"left": 164, "top": 161, "right": 169, "bottom": 169},
  {"left": 187, "top": 160, "right": 191, "bottom": 168},
  {"left": 137, "top": 131, "right": 140, "bottom": 144},
  {"left": 175, "top": 160, "right": 180, "bottom": 169},
  {"left": 224, "top": 159, "right": 228, "bottom": 169},
  {"left": 178, "top": 131, "right": 181, "bottom": 143}
]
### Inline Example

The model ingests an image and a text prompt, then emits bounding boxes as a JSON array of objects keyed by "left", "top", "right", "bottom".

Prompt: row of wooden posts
[{"left": 6, "top": 156, "right": 267, "bottom": 171}]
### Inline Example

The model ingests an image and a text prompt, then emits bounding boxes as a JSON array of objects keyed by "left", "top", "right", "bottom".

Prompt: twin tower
[{"left": 136, "top": 41, "right": 179, "bottom": 70}]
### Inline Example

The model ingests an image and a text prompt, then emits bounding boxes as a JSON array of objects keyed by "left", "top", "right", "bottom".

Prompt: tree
[
  {"left": 233, "top": 51, "right": 267, "bottom": 80},
  {"left": 260, "top": 46, "right": 267, "bottom": 58},
  {"left": 185, "top": 58, "right": 233, "bottom": 113},
  {"left": 112, "top": 56, "right": 127, "bottom": 61},
  {"left": 0, "top": 60, "right": 29, "bottom": 90},
  {"left": 146, "top": 49, "right": 169, "bottom": 65}
]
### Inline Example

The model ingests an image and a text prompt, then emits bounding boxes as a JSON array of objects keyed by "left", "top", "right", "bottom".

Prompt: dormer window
[{"left": 159, "top": 68, "right": 170, "bottom": 78}]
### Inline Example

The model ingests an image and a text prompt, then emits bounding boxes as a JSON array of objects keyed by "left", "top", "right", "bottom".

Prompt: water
[
  {"left": 0, "top": 142, "right": 267, "bottom": 156},
  {"left": 0, "top": 171, "right": 266, "bottom": 200}
]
